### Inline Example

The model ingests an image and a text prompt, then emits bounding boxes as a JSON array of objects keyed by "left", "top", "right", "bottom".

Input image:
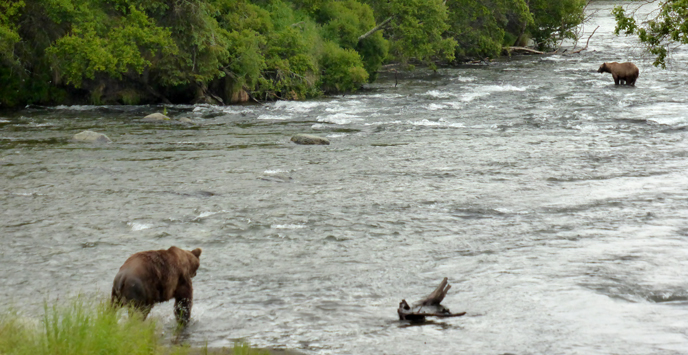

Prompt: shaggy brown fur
[
  {"left": 597, "top": 62, "right": 639, "bottom": 86},
  {"left": 111, "top": 246, "right": 202, "bottom": 324}
]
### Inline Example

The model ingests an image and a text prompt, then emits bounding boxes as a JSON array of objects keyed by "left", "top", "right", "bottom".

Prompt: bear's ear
[{"left": 191, "top": 248, "right": 202, "bottom": 258}]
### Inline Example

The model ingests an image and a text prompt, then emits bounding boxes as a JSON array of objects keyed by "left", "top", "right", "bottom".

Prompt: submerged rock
[
  {"left": 178, "top": 117, "right": 194, "bottom": 124},
  {"left": 291, "top": 134, "right": 330, "bottom": 145},
  {"left": 72, "top": 130, "right": 112, "bottom": 143},
  {"left": 142, "top": 113, "right": 171, "bottom": 121}
]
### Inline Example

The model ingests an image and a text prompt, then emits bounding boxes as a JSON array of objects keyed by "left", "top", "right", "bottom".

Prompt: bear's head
[
  {"left": 597, "top": 63, "right": 609, "bottom": 73},
  {"left": 187, "top": 248, "right": 202, "bottom": 277},
  {"left": 169, "top": 246, "right": 202, "bottom": 277}
]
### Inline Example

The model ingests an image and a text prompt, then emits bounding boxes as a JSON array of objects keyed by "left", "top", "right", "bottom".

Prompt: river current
[{"left": 2, "top": 1, "right": 688, "bottom": 354}]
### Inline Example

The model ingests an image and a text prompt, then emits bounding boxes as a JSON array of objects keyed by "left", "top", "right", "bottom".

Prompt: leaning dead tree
[
  {"left": 397, "top": 277, "right": 466, "bottom": 321},
  {"left": 571, "top": 26, "right": 600, "bottom": 54},
  {"left": 358, "top": 16, "right": 394, "bottom": 42}
]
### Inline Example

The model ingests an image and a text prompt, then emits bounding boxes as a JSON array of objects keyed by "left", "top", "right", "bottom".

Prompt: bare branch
[
  {"left": 572, "top": 26, "right": 600, "bottom": 54},
  {"left": 358, "top": 16, "right": 394, "bottom": 42}
]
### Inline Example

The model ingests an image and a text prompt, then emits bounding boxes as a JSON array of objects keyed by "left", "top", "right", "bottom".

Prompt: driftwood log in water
[{"left": 397, "top": 277, "right": 466, "bottom": 321}]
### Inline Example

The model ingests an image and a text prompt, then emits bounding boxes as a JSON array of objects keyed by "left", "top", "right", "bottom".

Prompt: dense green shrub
[
  {"left": 317, "top": 0, "right": 388, "bottom": 80},
  {"left": 527, "top": 0, "right": 586, "bottom": 50},
  {"left": 319, "top": 40, "right": 368, "bottom": 93},
  {"left": 366, "top": 0, "right": 457, "bottom": 63}
]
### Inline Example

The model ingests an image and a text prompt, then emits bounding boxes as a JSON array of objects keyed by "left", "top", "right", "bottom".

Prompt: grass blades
[{"left": 0, "top": 298, "right": 272, "bottom": 355}]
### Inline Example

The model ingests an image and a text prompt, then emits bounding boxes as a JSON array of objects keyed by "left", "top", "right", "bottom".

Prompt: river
[{"left": 2, "top": 1, "right": 688, "bottom": 354}]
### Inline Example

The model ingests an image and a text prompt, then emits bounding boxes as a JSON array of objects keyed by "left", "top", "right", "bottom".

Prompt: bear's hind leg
[{"left": 129, "top": 304, "right": 153, "bottom": 320}]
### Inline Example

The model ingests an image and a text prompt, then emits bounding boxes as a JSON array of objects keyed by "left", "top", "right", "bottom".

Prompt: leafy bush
[
  {"left": 317, "top": 0, "right": 388, "bottom": 80},
  {"left": 527, "top": 0, "right": 586, "bottom": 50},
  {"left": 319, "top": 40, "right": 368, "bottom": 93}
]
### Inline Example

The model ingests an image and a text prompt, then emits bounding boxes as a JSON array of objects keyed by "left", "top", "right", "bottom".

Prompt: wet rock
[
  {"left": 72, "top": 130, "right": 112, "bottom": 143},
  {"left": 258, "top": 173, "right": 292, "bottom": 183},
  {"left": 230, "top": 89, "right": 249, "bottom": 103},
  {"left": 178, "top": 117, "right": 194, "bottom": 123},
  {"left": 142, "top": 113, "right": 171, "bottom": 121},
  {"left": 291, "top": 134, "right": 330, "bottom": 145}
]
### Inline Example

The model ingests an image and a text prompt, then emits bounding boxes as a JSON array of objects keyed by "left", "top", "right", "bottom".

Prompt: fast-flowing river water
[{"left": 2, "top": 1, "right": 688, "bottom": 354}]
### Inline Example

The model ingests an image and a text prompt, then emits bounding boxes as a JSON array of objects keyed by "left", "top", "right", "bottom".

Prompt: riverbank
[
  {"left": 0, "top": 0, "right": 586, "bottom": 108},
  {"left": 0, "top": 298, "right": 301, "bottom": 355}
]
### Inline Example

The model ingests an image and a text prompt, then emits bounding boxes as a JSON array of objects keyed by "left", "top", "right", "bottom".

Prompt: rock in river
[
  {"left": 72, "top": 130, "right": 112, "bottom": 143},
  {"left": 291, "top": 134, "right": 330, "bottom": 145},
  {"left": 142, "top": 113, "right": 171, "bottom": 121}
]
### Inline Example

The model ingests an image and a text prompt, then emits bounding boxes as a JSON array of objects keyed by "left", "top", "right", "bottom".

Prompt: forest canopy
[{"left": 0, "top": 0, "right": 586, "bottom": 108}]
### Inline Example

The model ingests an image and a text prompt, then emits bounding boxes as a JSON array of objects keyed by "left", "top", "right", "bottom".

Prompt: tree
[
  {"left": 365, "top": 0, "right": 457, "bottom": 64},
  {"left": 527, "top": 0, "right": 586, "bottom": 50},
  {"left": 614, "top": 0, "right": 688, "bottom": 68},
  {"left": 446, "top": 0, "right": 532, "bottom": 59}
]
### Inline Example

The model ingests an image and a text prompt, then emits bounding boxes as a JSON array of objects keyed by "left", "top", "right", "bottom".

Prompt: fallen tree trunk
[
  {"left": 397, "top": 277, "right": 466, "bottom": 322},
  {"left": 505, "top": 46, "right": 546, "bottom": 55},
  {"left": 506, "top": 26, "right": 600, "bottom": 56}
]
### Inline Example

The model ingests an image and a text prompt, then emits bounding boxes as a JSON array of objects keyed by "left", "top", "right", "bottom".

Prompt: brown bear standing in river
[
  {"left": 111, "top": 246, "right": 202, "bottom": 324},
  {"left": 597, "top": 62, "right": 639, "bottom": 86}
]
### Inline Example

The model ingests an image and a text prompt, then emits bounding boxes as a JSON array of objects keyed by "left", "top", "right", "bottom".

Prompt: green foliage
[
  {"left": 0, "top": 299, "right": 280, "bottom": 355},
  {"left": 316, "top": 0, "right": 387, "bottom": 80},
  {"left": 46, "top": 5, "right": 176, "bottom": 88},
  {"left": 447, "top": 0, "right": 585, "bottom": 58},
  {"left": 0, "top": 298, "right": 158, "bottom": 355},
  {"left": 0, "top": 0, "right": 590, "bottom": 107},
  {"left": 446, "top": 0, "right": 530, "bottom": 59},
  {"left": 367, "top": 0, "right": 457, "bottom": 63},
  {"left": 147, "top": 0, "right": 231, "bottom": 87},
  {"left": 527, "top": 0, "right": 586, "bottom": 50},
  {"left": 319, "top": 40, "right": 368, "bottom": 93},
  {"left": 614, "top": 1, "right": 688, "bottom": 68},
  {"left": 0, "top": 0, "right": 23, "bottom": 64},
  {"left": 231, "top": 342, "right": 271, "bottom": 355}
]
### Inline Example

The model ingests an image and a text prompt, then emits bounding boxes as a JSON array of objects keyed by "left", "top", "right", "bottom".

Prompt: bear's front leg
[
  {"left": 612, "top": 74, "right": 620, "bottom": 85},
  {"left": 174, "top": 285, "right": 193, "bottom": 324}
]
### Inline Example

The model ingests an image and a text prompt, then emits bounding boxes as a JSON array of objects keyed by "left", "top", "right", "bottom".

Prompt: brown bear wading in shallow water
[
  {"left": 111, "top": 246, "right": 202, "bottom": 324},
  {"left": 598, "top": 62, "right": 639, "bottom": 86}
]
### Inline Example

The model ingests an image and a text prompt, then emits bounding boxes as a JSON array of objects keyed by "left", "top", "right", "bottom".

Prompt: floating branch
[{"left": 397, "top": 277, "right": 466, "bottom": 322}]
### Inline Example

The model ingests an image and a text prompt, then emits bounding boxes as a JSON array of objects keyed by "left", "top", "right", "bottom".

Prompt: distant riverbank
[{"left": 0, "top": 0, "right": 586, "bottom": 108}]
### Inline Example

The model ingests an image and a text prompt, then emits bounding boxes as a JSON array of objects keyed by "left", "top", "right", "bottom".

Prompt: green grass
[{"left": 0, "top": 298, "right": 273, "bottom": 355}]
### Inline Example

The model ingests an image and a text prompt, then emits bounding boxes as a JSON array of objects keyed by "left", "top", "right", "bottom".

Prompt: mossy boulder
[
  {"left": 142, "top": 113, "right": 171, "bottom": 121},
  {"left": 72, "top": 130, "right": 112, "bottom": 143},
  {"left": 290, "top": 134, "right": 330, "bottom": 145}
]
